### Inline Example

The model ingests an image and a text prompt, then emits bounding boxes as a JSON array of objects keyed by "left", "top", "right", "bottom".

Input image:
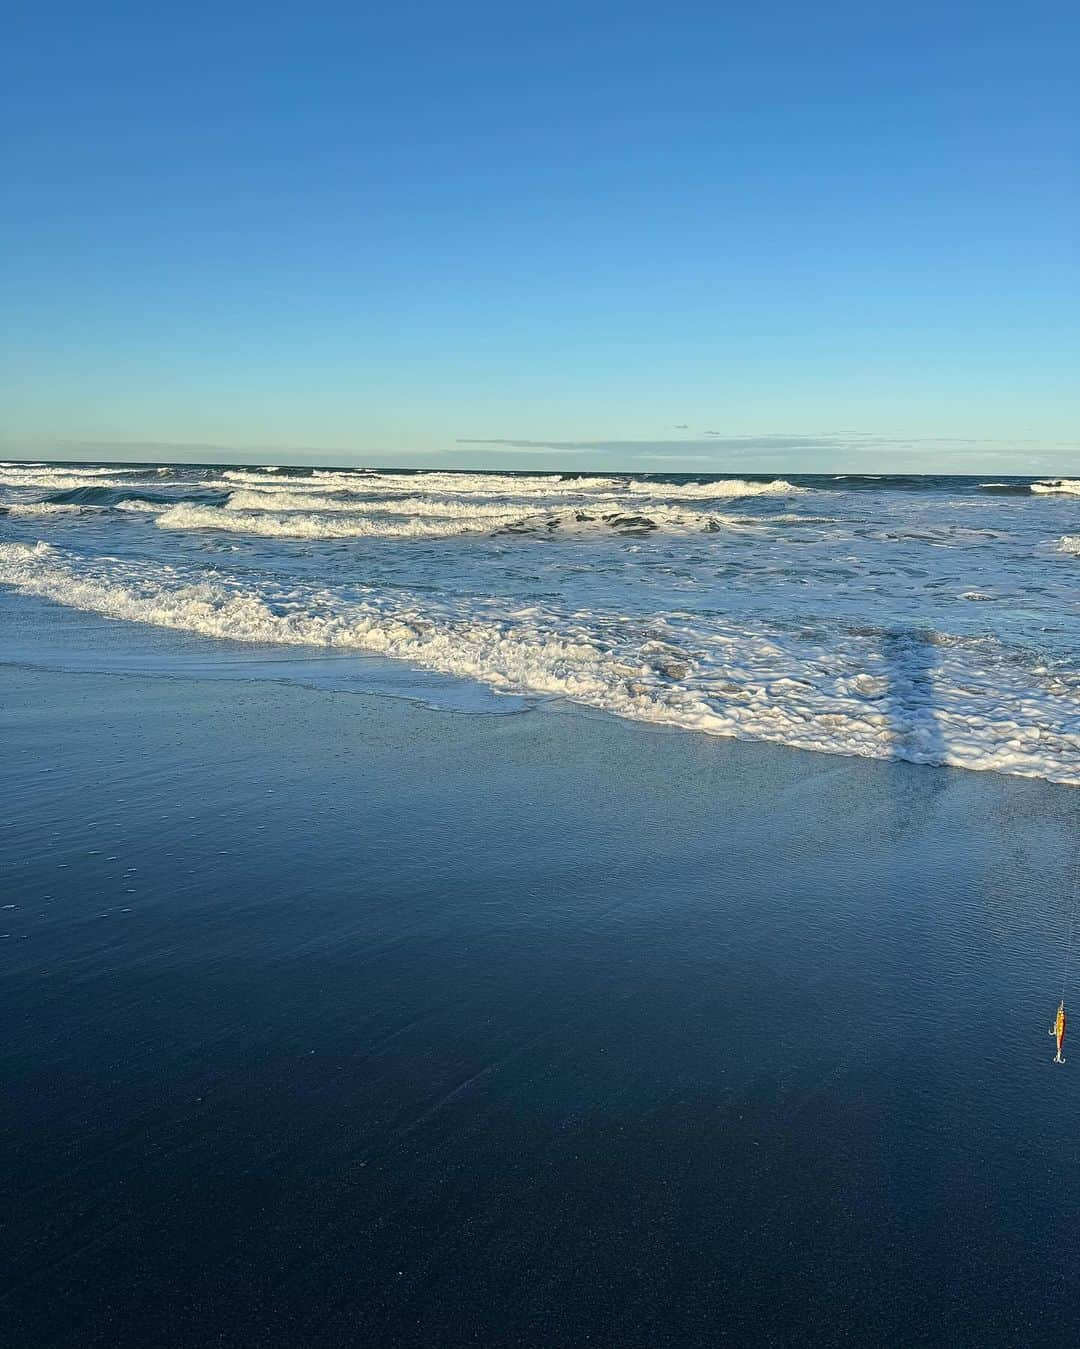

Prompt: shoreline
[{"left": 4, "top": 586, "right": 1078, "bottom": 788}]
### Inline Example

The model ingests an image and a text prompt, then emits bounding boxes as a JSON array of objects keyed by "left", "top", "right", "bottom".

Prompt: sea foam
[
  {"left": 4, "top": 502, "right": 91, "bottom": 517},
  {"left": 154, "top": 503, "right": 533, "bottom": 538},
  {"left": 224, "top": 490, "right": 546, "bottom": 517},
  {"left": 2, "top": 540, "right": 1077, "bottom": 785}
]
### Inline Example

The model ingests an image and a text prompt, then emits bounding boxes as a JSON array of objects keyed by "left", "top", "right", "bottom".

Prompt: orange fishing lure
[{"left": 1050, "top": 1001, "right": 1066, "bottom": 1064}]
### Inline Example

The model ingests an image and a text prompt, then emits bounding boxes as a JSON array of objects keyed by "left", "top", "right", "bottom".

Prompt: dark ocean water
[{"left": 2, "top": 662, "right": 1079, "bottom": 1348}]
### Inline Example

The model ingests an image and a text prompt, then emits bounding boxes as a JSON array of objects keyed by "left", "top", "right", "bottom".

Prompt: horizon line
[{"left": 0, "top": 454, "right": 1071, "bottom": 481}]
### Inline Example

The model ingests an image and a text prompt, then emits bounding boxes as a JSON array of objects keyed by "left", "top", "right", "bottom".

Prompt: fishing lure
[{"left": 1050, "top": 1001, "right": 1066, "bottom": 1064}]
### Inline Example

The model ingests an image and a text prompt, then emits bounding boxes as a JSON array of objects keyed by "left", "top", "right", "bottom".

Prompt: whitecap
[
  {"left": 625, "top": 477, "right": 805, "bottom": 500},
  {"left": 4, "top": 502, "right": 90, "bottom": 517},
  {"left": 155, "top": 502, "right": 532, "bottom": 539},
  {"left": 1032, "top": 479, "right": 1080, "bottom": 496}
]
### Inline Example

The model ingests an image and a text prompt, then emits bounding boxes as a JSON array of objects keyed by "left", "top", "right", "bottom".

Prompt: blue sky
[{"left": 3, "top": 1, "right": 1078, "bottom": 472}]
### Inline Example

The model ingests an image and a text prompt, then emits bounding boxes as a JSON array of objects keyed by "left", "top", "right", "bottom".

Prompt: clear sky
[{"left": 3, "top": 1, "right": 1078, "bottom": 473}]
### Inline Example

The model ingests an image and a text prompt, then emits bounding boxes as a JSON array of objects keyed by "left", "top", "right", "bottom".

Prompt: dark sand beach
[{"left": 3, "top": 662, "right": 1079, "bottom": 1347}]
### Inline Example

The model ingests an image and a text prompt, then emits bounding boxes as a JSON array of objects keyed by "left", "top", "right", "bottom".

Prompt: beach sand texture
[{"left": 2, "top": 664, "right": 1078, "bottom": 1347}]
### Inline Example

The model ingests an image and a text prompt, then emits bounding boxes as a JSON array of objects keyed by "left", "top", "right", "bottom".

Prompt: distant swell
[
  {"left": 979, "top": 481, "right": 1033, "bottom": 494},
  {"left": 45, "top": 485, "right": 226, "bottom": 508}
]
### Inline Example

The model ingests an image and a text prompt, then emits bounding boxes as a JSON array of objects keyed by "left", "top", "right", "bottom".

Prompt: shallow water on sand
[{"left": 2, "top": 664, "right": 1078, "bottom": 1347}]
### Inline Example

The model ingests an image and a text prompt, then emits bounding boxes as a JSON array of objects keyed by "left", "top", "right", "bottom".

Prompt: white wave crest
[
  {"left": 224, "top": 490, "right": 536, "bottom": 518},
  {"left": 3, "top": 502, "right": 89, "bottom": 517},
  {"left": 114, "top": 499, "right": 170, "bottom": 513},
  {"left": 625, "top": 477, "right": 804, "bottom": 499},
  {"left": 221, "top": 468, "right": 295, "bottom": 484},
  {"left": 0, "top": 474, "right": 147, "bottom": 490},
  {"left": 0, "top": 464, "right": 125, "bottom": 479},
  {"left": 172, "top": 499, "right": 736, "bottom": 538},
  {"left": 308, "top": 470, "right": 624, "bottom": 497},
  {"left": 1032, "top": 479, "right": 1080, "bottom": 495},
  {"left": 155, "top": 503, "right": 530, "bottom": 538},
  {"left": 213, "top": 470, "right": 806, "bottom": 507}
]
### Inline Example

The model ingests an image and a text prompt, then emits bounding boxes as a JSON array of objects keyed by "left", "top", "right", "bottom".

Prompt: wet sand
[{"left": 2, "top": 664, "right": 1078, "bottom": 1347}]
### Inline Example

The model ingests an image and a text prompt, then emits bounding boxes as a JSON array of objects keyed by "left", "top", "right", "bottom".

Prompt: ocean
[{"left": 2, "top": 461, "right": 1078, "bottom": 783}]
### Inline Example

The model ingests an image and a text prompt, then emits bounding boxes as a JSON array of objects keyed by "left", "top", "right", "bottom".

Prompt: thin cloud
[
  {"left": 454, "top": 443, "right": 571, "bottom": 455},
  {"left": 635, "top": 453, "right": 718, "bottom": 462},
  {"left": 457, "top": 435, "right": 860, "bottom": 453}
]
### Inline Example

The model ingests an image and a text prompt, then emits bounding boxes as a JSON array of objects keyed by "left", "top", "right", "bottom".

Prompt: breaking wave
[
  {"left": 223, "top": 489, "right": 542, "bottom": 517},
  {"left": 155, "top": 502, "right": 533, "bottom": 539},
  {"left": 3, "top": 502, "right": 90, "bottom": 517},
  {"left": 311, "top": 470, "right": 625, "bottom": 497},
  {"left": 1032, "top": 479, "right": 1080, "bottom": 496},
  {"left": 624, "top": 477, "right": 804, "bottom": 499},
  {"left": 0, "top": 464, "right": 133, "bottom": 480},
  {"left": 1, "top": 540, "right": 1077, "bottom": 785},
  {"left": 0, "top": 470, "right": 154, "bottom": 491},
  {"left": 154, "top": 500, "right": 734, "bottom": 539}
]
